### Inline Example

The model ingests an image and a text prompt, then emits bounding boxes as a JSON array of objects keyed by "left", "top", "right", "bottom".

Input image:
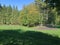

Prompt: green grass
[
  {"left": 0, "top": 25, "right": 33, "bottom": 30},
  {"left": 0, "top": 25, "right": 60, "bottom": 45},
  {"left": 0, "top": 25, "right": 60, "bottom": 37},
  {"left": 0, "top": 25, "right": 60, "bottom": 38},
  {"left": 37, "top": 30, "right": 60, "bottom": 37}
]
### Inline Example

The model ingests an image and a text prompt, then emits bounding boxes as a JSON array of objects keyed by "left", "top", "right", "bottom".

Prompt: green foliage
[
  {"left": 0, "top": 0, "right": 60, "bottom": 27},
  {"left": 45, "top": 0, "right": 60, "bottom": 10},
  {"left": 35, "top": 0, "right": 47, "bottom": 25},
  {"left": 18, "top": 4, "right": 40, "bottom": 26},
  {"left": 0, "top": 4, "right": 19, "bottom": 25},
  {"left": 35, "top": 0, "right": 60, "bottom": 26},
  {"left": 45, "top": 0, "right": 60, "bottom": 25}
]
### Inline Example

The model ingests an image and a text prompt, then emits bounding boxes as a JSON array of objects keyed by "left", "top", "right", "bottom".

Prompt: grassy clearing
[
  {"left": 37, "top": 30, "right": 60, "bottom": 37},
  {"left": 0, "top": 25, "right": 33, "bottom": 30},
  {"left": 0, "top": 25, "right": 60, "bottom": 37},
  {"left": 0, "top": 25, "right": 60, "bottom": 45}
]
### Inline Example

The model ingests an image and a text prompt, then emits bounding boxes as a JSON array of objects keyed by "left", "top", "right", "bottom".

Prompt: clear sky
[{"left": 0, "top": 0, "right": 34, "bottom": 10}]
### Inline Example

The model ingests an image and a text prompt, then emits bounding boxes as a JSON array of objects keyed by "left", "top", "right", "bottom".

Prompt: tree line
[
  {"left": 0, "top": 0, "right": 60, "bottom": 27},
  {"left": 0, "top": 4, "right": 19, "bottom": 25}
]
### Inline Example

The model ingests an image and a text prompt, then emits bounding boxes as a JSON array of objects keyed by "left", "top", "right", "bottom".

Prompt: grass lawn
[
  {"left": 0, "top": 25, "right": 32, "bottom": 30},
  {"left": 0, "top": 25, "right": 60, "bottom": 37},
  {"left": 0, "top": 25, "right": 60, "bottom": 45}
]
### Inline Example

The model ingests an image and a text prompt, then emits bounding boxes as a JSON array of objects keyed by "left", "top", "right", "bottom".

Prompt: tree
[
  {"left": 0, "top": 4, "right": 2, "bottom": 24},
  {"left": 7, "top": 5, "right": 12, "bottom": 24},
  {"left": 45, "top": 0, "right": 60, "bottom": 9},
  {"left": 18, "top": 4, "right": 40, "bottom": 26},
  {"left": 1, "top": 5, "right": 7, "bottom": 24},
  {"left": 11, "top": 6, "right": 19, "bottom": 25},
  {"left": 35, "top": 0, "right": 47, "bottom": 25},
  {"left": 0, "top": 4, "right": 19, "bottom": 25},
  {"left": 45, "top": 0, "right": 60, "bottom": 25}
]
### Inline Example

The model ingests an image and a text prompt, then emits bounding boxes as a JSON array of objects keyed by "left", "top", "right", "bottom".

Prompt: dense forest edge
[{"left": 0, "top": 0, "right": 60, "bottom": 28}]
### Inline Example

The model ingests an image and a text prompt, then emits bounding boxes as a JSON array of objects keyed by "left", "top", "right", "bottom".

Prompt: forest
[{"left": 0, "top": 0, "right": 60, "bottom": 27}]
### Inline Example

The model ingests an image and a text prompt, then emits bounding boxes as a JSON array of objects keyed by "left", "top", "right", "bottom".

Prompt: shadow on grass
[{"left": 0, "top": 29, "right": 60, "bottom": 45}]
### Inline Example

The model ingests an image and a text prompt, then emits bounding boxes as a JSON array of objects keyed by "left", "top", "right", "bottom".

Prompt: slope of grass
[
  {"left": 0, "top": 25, "right": 60, "bottom": 45},
  {"left": 37, "top": 30, "right": 60, "bottom": 37},
  {"left": 0, "top": 25, "right": 60, "bottom": 37},
  {"left": 0, "top": 29, "right": 60, "bottom": 45}
]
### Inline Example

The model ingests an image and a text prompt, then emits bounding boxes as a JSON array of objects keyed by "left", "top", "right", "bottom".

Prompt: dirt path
[{"left": 33, "top": 26, "right": 58, "bottom": 30}]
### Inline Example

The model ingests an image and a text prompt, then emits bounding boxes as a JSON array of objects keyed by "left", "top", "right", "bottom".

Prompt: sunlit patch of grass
[
  {"left": 0, "top": 25, "right": 33, "bottom": 30},
  {"left": 34, "top": 29, "right": 60, "bottom": 38},
  {"left": 0, "top": 25, "right": 60, "bottom": 37}
]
